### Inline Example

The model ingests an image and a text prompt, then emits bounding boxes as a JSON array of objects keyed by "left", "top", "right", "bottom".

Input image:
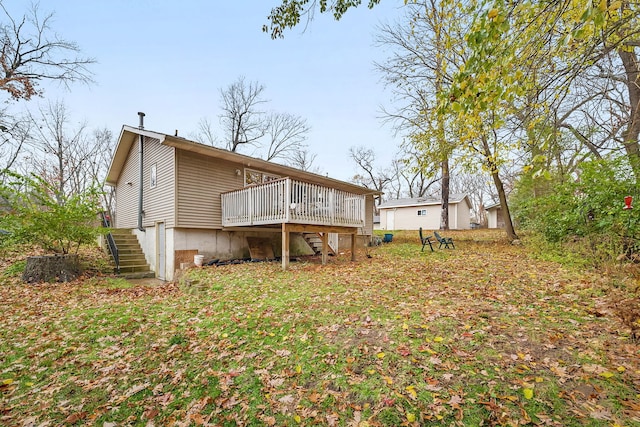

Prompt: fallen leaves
[{"left": 1, "top": 231, "right": 639, "bottom": 425}]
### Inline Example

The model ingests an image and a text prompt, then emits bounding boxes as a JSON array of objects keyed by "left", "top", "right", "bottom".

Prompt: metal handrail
[{"left": 100, "top": 211, "right": 120, "bottom": 274}]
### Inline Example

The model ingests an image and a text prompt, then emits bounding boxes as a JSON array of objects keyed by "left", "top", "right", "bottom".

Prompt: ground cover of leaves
[{"left": 1, "top": 230, "right": 639, "bottom": 426}]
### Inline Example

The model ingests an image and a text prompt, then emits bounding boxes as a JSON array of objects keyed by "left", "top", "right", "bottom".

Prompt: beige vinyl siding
[
  {"left": 363, "top": 195, "right": 374, "bottom": 235},
  {"left": 141, "top": 137, "right": 175, "bottom": 228},
  {"left": 114, "top": 142, "right": 139, "bottom": 229},
  {"left": 176, "top": 150, "right": 243, "bottom": 229}
]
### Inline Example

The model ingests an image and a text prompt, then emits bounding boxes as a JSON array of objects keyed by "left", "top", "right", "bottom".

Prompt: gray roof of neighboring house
[{"left": 377, "top": 194, "right": 470, "bottom": 209}]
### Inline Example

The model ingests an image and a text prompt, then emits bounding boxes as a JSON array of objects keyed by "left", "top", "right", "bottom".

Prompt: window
[
  {"left": 150, "top": 164, "right": 157, "bottom": 189},
  {"left": 244, "top": 168, "right": 280, "bottom": 186},
  {"left": 417, "top": 209, "right": 426, "bottom": 216}
]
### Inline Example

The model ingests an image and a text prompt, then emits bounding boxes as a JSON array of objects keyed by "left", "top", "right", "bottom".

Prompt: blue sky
[{"left": 14, "top": 1, "right": 407, "bottom": 181}]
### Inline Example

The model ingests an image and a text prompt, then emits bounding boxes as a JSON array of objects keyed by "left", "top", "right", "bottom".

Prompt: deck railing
[{"left": 222, "top": 177, "right": 365, "bottom": 228}]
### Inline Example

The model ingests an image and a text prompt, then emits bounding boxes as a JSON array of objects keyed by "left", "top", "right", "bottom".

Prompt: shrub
[
  {"left": 0, "top": 172, "right": 105, "bottom": 254},
  {"left": 511, "top": 157, "right": 638, "bottom": 258}
]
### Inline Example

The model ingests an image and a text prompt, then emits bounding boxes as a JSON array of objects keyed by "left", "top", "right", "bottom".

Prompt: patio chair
[
  {"left": 419, "top": 227, "right": 434, "bottom": 252},
  {"left": 433, "top": 231, "right": 455, "bottom": 249}
]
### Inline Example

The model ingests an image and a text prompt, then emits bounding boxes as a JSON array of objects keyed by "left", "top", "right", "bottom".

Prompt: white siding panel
[{"left": 380, "top": 203, "right": 472, "bottom": 230}]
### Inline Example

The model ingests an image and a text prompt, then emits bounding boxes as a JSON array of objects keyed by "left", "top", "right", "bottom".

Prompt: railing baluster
[{"left": 221, "top": 178, "right": 365, "bottom": 228}]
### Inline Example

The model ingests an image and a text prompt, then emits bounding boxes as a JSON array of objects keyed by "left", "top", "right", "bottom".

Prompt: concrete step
[
  {"left": 115, "top": 244, "right": 144, "bottom": 251},
  {"left": 106, "top": 229, "right": 153, "bottom": 276},
  {"left": 117, "top": 270, "right": 156, "bottom": 279},
  {"left": 117, "top": 255, "right": 146, "bottom": 263},
  {"left": 118, "top": 264, "right": 154, "bottom": 273}
]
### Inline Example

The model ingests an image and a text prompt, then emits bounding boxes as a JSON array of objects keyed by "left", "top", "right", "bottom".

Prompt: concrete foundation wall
[
  {"left": 132, "top": 227, "right": 369, "bottom": 281},
  {"left": 134, "top": 228, "right": 316, "bottom": 281}
]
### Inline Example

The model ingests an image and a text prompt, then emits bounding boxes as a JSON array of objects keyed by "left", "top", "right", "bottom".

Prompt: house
[
  {"left": 105, "top": 121, "right": 379, "bottom": 280},
  {"left": 485, "top": 203, "right": 505, "bottom": 229},
  {"left": 377, "top": 194, "right": 472, "bottom": 230}
]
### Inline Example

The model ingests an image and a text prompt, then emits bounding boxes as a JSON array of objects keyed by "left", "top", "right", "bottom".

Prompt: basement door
[{"left": 156, "top": 222, "right": 166, "bottom": 280}]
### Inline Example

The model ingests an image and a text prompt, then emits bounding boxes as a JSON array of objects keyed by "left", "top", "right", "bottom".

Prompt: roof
[
  {"left": 106, "top": 126, "right": 382, "bottom": 196},
  {"left": 485, "top": 202, "right": 501, "bottom": 210},
  {"left": 377, "top": 194, "right": 470, "bottom": 209}
]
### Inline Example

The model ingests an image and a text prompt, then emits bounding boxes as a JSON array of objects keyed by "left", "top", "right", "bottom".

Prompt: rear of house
[
  {"left": 106, "top": 125, "right": 378, "bottom": 280},
  {"left": 377, "top": 195, "right": 472, "bottom": 230}
]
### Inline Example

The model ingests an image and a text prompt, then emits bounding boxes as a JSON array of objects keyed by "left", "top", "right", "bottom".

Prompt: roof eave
[
  {"left": 105, "top": 126, "right": 167, "bottom": 186},
  {"left": 161, "top": 135, "right": 381, "bottom": 195}
]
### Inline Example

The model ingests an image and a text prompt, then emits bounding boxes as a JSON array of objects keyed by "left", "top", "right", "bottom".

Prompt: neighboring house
[
  {"left": 377, "top": 194, "right": 472, "bottom": 230},
  {"left": 485, "top": 203, "right": 505, "bottom": 229},
  {"left": 105, "top": 123, "right": 379, "bottom": 280}
]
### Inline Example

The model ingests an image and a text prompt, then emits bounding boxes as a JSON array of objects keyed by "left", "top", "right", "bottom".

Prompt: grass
[{"left": 0, "top": 229, "right": 639, "bottom": 426}]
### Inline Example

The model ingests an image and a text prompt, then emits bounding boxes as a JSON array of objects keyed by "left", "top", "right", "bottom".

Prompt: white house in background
[
  {"left": 377, "top": 194, "right": 472, "bottom": 230},
  {"left": 485, "top": 203, "right": 505, "bottom": 229}
]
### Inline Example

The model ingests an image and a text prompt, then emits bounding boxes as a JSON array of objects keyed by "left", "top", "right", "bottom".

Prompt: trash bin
[
  {"left": 383, "top": 233, "right": 393, "bottom": 243},
  {"left": 194, "top": 254, "right": 205, "bottom": 267}
]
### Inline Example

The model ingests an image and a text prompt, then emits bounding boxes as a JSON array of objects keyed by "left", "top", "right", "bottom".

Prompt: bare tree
[
  {"left": 219, "top": 76, "right": 268, "bottom": 152},
  {"left": 193, "top": 117, "right": 218, "bottom": 146},
  {"left": 87, "top": 127, "right": 116, "bottom": 216},
  {"left": 450, "top": 169, "right": 496, "bottom": 226},
  {"left": 204, "top": 76, "right": 314, "bottom": 166},
  {"left": 0, "top": 2, "right": 94, "bottom": 101},
  {"left": 349, "top": 146, "right": 391, "bottom": 205},
  {"left": 0, "top": 111, "right": 30, "bottom": 182},
  {"left": 287, "top": 148, "right": 320, "bottom": 173},
  {"left": 265, "top": 112, "right": 310, "bottom": 161},
  {"left": 27, "top": 101, "right": 101, "bottom": 203}
]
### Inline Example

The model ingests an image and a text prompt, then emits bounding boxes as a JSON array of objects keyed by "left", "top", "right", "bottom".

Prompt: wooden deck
[
  {"left": 222, "top": 177, "right": 365, "bottom": 228},
  {"left": 221, "top": 178, "right": 365, "bottom": 269}
]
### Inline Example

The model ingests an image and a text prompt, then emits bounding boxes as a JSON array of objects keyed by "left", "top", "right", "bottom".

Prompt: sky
[{"left": 8, "top": 0, "right": 408, "bottom": 182}]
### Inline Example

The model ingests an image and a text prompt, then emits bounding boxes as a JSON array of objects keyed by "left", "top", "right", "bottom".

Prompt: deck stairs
[
  {"left": 302, "top": 232, "right": 336, "bottom": 256},
  {"left": 109, "top": 229, "right": 155, "bottom": 279}
]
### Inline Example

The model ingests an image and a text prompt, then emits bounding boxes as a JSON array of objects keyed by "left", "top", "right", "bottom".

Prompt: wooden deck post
[
  {"left": 351, "top": 233, "right": 356, "bottom": 261},
  {"left": 282, "top": 223, "right": 290, "bottom": 270},
  {"left": 321, "top": 232, "right": 328, "bottom": 265}
]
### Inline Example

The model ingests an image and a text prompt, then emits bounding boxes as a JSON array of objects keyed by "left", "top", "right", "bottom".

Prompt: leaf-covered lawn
[{"left": 1, "top": 230, "right": 639, "bottom": 426}]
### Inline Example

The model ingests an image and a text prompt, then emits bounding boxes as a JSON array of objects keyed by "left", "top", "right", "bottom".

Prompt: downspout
[{"left": 138, "top": 112, "right": 145, "bottom": 232}]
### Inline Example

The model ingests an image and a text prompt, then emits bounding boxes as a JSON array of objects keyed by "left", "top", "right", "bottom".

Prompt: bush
[
  {"left": 511, "top": 157, "right": 638, "bottom": 259},
  {"left": 0, "top": 172, "right": 105, "bottom": 254}
]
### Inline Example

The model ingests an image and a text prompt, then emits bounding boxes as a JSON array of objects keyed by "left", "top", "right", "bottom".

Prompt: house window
[
  {"left": 417, "top": 209, "right": 426, "bottom": 216},
  {"left": 150, "top": 164, "right": 157, "bottom": 189},
  {"left": 245, "top": 168, "right": 280, "bottom": 186}
]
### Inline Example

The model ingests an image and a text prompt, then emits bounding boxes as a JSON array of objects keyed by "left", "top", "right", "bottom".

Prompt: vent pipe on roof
[{"left": 137, "top": 112, "right": 145, "bottom": 232}]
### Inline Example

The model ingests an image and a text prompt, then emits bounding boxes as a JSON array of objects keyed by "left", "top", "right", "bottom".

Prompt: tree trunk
[
  {"left": 440, "top": 158, "right": 450, "bottom": 230},
  {"left": 481, "top": 134, "right": 518, "bottom": 241},
  {"left": 492, "top": 171, "right": 518, "bottom": 241},
  {"left": 22, "top": 254, "right": 81, "bottom": 283},
  {"left": 618, "top": 48, "right": 640, "bottom": 180}
]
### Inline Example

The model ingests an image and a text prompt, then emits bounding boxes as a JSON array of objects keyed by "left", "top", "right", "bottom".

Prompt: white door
[
  {"left": 157, "top": 222, "right": 166, "bottom": 280},
  {"left": 387, "top": 210, "right": 395, "bottom": 230}
]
